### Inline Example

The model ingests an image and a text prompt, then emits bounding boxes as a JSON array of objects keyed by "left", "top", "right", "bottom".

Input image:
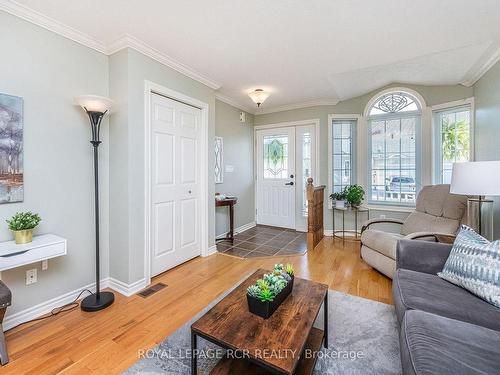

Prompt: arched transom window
[
  {"left": 369, "top": 92, "right": 420, "bottom": 116},
  {"left": 367, "top": 91, "right": 422, "bottom": 205}
]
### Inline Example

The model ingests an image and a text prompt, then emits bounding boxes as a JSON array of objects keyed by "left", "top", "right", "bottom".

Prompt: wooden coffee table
[{"left": 191, "top": 269, "right": 328, "bottom": 375}]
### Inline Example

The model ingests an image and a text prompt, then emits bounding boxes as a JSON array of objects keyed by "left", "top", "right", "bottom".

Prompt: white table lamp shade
[
  {"left": 450, "top": 161, "right": 500, "bottom": 196},
  {"left": 74, "top": 95, "right": 113, "bottom": 113}
]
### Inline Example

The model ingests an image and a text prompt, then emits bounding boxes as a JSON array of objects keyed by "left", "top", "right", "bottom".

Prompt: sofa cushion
[
  {"left": 438, "top": 225, "right": 500, "bottom": 308},
  {"left": 393, "top": 268, "right": 500, "bottom": 331},
  {"left": 360, "top": 229, "right": 403, "bottom": 259},
  {"left": 400, "top": 310, "right": 500, "bottom": 375},
  {"left": 414, "top": 184, "right": 467, "bottom": 221}
]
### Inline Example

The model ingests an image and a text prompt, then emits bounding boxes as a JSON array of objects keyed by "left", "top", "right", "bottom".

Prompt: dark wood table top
[
  {"left": 215, "top": 197, "right": 237, "bottom": 207},
  {"left": 191, "top": 269, "right": 328, "bottom": 374}
]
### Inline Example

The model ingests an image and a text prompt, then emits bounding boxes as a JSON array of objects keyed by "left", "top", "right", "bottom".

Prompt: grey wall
[
  {"left": 473, "top": 60, "right": 500, "bottom": 238},
  {"left": 0, "top": 12, "right": 109, "bottom": 315},
  {"left": 108, "top": 48, "right": 217, "bottom": 284},
  {"left": 215, "top": 100, "right": 254, "bottom": 237},
  {"left": 254, "top": 83, "right": 474, "bottom": 232}
]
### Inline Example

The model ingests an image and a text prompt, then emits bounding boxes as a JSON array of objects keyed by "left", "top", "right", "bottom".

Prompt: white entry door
[
  {"left": 256, "top": 127, "right": 296, "bottom": 228},
  {"left": 150, "top": 93, "right": 201, "bottom": 277}
]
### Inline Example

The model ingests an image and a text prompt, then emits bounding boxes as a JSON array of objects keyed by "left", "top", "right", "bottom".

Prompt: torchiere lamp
[{"left": 75, "top": 95, "right": 115, "bottom": 312}]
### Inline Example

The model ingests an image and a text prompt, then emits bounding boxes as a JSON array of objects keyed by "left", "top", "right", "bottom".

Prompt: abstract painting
[{"left": 0, "top": 93, "right": 23, "bottom": 203}]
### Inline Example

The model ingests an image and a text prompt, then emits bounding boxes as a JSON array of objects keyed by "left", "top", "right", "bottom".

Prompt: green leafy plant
[
  {"left": 258, "top": 288, "right": 274, "bottom": 302},
  {"left": 344, "top": 185, "right": 365, "bottom": 206},
  {"left": 442, "top": 117, "right": 470, "bottom": 162},
  {"left": 285, "top": 263, "right": 295, "bottom": 277},
  {"left": 6, "top": 212, "right": 41, "bottom": 231},
  {"left": 247, "top": 264, "right": 294, "bottom": 302},
  {"left": 329, "top": 191, "right": 346, "bottom": 201}
]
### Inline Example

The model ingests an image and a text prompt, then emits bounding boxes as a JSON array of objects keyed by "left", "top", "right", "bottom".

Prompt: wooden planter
[{"left": 247, "top": 276, "right": 294, "bottom": 319}]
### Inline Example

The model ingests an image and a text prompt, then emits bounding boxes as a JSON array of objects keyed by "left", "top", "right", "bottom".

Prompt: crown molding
[
  {"left": 215, "top": 93, "right": 255, "bottom": 114},
  {"left": 0, "top": 0, "right": 107, "bottom": 53},
  {"left": 255, "top": 99, "right": 340, "bottom": 115},
  {"left": 107, "top": 34, "right": 221, "bottom": 90},
  {"left": 460, "top": 40, "right": 500, "bottom": 87},
  {"left": 0, "top": 1, "right": 221, "bottom": 90}
]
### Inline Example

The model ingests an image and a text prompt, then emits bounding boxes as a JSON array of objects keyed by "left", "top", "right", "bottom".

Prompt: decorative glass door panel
[{"left": 263, "top": 135, "right": 289, "bottom": 179}]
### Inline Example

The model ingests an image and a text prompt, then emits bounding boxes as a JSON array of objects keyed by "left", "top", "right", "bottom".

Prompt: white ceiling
[{"left": 3, "top": 0, "right": 500, "bottom": 114}]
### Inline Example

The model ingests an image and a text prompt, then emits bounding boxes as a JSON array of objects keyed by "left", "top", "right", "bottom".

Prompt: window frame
[
  {"left": 328, "top": 114, "right": 359, "bottom": 208},
  {"left": 366, "top": 92, "right": 422, "bottom": 207},
  {"left": 432, "top": 99, "right": 474, "bottom": 184}
]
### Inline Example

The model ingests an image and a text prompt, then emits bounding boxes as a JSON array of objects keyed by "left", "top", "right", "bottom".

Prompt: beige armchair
[{"left": 360, "top": 184, "right": 467, "bottom": 279}]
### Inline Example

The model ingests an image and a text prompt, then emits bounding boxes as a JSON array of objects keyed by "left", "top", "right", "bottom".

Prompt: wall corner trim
[{"left": 0, "top": 1, "right": 222, "bottom": 90}]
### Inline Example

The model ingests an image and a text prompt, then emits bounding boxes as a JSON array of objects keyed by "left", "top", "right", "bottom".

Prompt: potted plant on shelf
[
  {"left": 329, "top": 190, "right": 347, "bottom": 209},
  {"left": 6, "top": 211, "right": 42, "bottom": 244},
  {"left": 345, "top": 184, "right": 365, "bottom": 208},
  {"left": 247, "top": 263, "right": 295, "bottom": 319}
]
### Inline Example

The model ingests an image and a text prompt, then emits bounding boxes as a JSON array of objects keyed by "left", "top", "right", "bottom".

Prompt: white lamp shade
[
  {"left": 450, "top": 161, "right": 500, "bottom": 196},
  {"left": 248, "top": 89, "right": 270, "bottom": 106},
  {"left": 75, "top": 95, "right": 113, "bottom": 113}
]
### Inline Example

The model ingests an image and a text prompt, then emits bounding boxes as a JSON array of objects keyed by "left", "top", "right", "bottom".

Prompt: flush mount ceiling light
[{"left": 248, "top": 89, "right": 270, "bottom": 107}]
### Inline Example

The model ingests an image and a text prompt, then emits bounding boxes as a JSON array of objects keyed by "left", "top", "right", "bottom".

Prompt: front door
[
  {"left": 150, "top": 93, "right": 202, "bottom": 277},
  {"left": 256, "top": 127, "right": 296, "bottom": 228}
]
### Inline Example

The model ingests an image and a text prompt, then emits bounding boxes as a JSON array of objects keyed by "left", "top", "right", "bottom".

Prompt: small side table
[
  {"left": 332, "top": 206, "right": 370, "bottom": 241},
  {"left": 215, "top": 197, "right": 238, "bottom": 243}
]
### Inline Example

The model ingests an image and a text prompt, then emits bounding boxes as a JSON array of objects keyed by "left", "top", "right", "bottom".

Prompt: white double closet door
[
  {"left": 256, "top": 125, "right": 316, "bottom": 231},
  {"left": 150, "top": 93, "right": 202, "bottom": 277}
]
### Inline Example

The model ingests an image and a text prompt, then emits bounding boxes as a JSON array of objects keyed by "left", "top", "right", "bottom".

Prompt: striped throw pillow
[{"left": 438, "top": 225, "right": 500, "bottom": 308}]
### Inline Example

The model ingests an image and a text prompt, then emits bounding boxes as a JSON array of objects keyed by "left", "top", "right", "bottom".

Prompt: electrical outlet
[
  {"left": 380, "top": 214, "right": 386, "bottom": 219},
  {"left": 26, "top": 269, "right": 37, "bottom": 285}
]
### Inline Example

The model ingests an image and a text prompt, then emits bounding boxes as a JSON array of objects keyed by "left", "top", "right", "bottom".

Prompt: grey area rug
[{"left": 125, "top": 284, "right": 401, "bottom": 375}]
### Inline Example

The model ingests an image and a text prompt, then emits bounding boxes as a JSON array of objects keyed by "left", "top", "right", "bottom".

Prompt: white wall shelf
[{"left": 0, "top": 234, "right": 67, "bottom": 272}]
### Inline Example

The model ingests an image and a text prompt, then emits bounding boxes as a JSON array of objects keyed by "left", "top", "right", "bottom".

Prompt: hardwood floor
[{"left": 2, "top": 237, "right": 391, "bottom": 374}]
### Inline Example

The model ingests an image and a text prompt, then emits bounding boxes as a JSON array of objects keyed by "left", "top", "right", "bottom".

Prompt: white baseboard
[
  {"left": 107, "top": 277, "right": 148, "bottom": 297},
  {"left": 206, "top": 245, "right": 217, "bottom": 256},
  {"left": 3, "top": 278, "right": 110, "bottom": 331},
  {"left": 324, "top": 229, "right": 333, "bottom": 236},
  {"left": 216, "top": 221, "right": 256, "bottom": 239},
  {"left": 3, "top": 276, "right": 149, "bottom": 330}
]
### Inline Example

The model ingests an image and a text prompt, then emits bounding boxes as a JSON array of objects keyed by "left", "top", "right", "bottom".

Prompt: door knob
[
  {"left": 188, "top": 190, "right": 192, "bottom": 194},
  {"left": 285, "top": 182, "right": 294, "bottom": 186},
  {"left": 290, "top": 174, "right": 294, "bottom": 178}
]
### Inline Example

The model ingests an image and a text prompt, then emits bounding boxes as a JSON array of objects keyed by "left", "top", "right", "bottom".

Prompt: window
[
  {"left": 332, "top": 119, "right": 356, "bottom": 193},
  {"left": 434, "top": 106, "right": 471, "bottom": 183},
  {"left": 301, "top": 131, "right": 312, "bottom": 216},
  {"left": 368, "top": 92, "right": 421, "bottom": 205}
]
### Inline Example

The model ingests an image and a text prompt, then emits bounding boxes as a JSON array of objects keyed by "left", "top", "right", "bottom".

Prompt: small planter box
[{"left": 247, "top": 276, "right": 294, "bottom": 319}]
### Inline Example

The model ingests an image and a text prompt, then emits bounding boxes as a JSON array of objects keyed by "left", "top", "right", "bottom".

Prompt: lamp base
[{"left": 81, "top": 291, "right": 115, "bottom": 312}]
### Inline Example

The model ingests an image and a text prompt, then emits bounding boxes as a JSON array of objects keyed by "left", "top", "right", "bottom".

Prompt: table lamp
[{"left": 450, "top": 161, "right": 500, "bottom": 239}]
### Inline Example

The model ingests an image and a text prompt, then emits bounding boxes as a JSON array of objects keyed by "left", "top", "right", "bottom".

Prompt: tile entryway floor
[{"left": 216, "top": 225, "right": 307, "bottom": 258}]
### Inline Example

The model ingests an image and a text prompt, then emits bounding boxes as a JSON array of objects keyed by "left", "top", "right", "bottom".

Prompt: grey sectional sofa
[{"left": 393, "top": 239, "right": 500, "bottom": 375}]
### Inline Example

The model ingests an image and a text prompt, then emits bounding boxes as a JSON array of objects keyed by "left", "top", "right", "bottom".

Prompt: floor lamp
[
  {"left": 450, "top": 161, "right": 500, "bottom": 240},
  {"left": 75, "top": 95, "right": 115, "bottom": 312}
]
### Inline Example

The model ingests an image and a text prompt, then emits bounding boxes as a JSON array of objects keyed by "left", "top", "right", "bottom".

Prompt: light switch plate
[
  {"left": 225, "top": 165, "right": 234, "bottom": 173},
  {"left": 239, "top": 112, "right": 246, "bottom": 123}
]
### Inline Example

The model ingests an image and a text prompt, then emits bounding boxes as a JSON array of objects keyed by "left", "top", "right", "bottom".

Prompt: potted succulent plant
[
  {"left": 6, "top": 211, "right": 42, "bottom": 244},
  {"left": 344, "top": 184, "right": 365, "bottom": 207},
  {"left": 247, "top": 263, "right": 295, "bottom": 319},
  {"left": 329, "top": 190, "right": 347, "bottom": 208}
]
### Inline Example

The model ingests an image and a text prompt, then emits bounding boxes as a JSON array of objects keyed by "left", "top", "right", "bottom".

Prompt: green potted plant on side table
[
  {"left": 345, "top": 184, "right": 365, "bottom": 208},
  {"left": 6, "top": 212, "right": 42, "bottom": 244},
  {"left": 330, "top": 190, "right": 347, "bottom": 209}
]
